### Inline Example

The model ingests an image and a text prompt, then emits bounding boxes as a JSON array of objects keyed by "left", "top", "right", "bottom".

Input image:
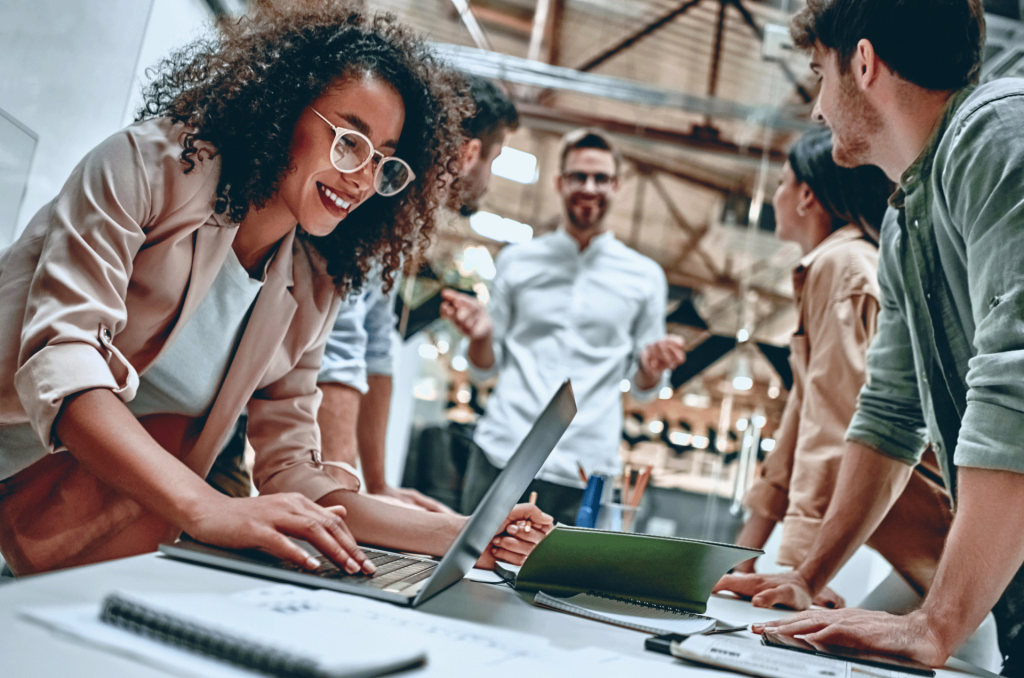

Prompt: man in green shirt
[{"left": 714, "top": 0, "right": 1024, "bottom": 673}]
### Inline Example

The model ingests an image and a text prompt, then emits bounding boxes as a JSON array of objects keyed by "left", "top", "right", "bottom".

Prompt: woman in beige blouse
[
  {"left": 0, "top": 3, "right": 551, "bottom": 576},
  {"left": 714, "top": 129, "right": 952, "bottom": 608}
]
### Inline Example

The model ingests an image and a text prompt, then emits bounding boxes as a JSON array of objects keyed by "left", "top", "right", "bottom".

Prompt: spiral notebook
[
  {"left": 94, "top": 591, "right": 427, "bottom": 678},
  {"left": 533, "top": 591, "right": 717, "bottom": 636}
]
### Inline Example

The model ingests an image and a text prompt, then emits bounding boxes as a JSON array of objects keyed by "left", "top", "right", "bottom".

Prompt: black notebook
[{"left": 98, "top": 591, "right": 427, "bottom": 678}]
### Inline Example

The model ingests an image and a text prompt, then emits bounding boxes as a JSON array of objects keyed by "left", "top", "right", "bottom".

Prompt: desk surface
[{"left": 0, "top": 554, "right": 995, "bottom": 677}]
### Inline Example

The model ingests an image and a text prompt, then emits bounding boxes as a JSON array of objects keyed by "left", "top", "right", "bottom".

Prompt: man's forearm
[
  {"left": 468, "top": 335, "right": 495, "bottom": 371},
  {"left": 796, "top": 442, "right": 914, "bottom": 593},
  {"left": 316, "top": 382, "right": 361, "bottom": 468},
  {"left": 921, "top": 467, "right": 1024, "bottom": 655},
  {"left": 358, "top": 375, "right": 392, "bottom": 493}
]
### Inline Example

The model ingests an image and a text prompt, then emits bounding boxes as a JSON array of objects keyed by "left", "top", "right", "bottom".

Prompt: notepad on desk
[
  {"left": 23, "top": 590, "right": 428, "bottom": 678},
  {"left": 534, "top": 591, "right": 717, "bottom": 635}
]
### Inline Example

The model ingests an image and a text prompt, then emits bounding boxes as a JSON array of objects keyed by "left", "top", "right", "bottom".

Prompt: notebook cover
[{"left": 514, "top": 526, "right": 761, "bottom": 614}]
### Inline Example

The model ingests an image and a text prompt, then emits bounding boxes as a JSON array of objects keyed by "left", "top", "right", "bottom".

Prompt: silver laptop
[{"left": 159, "top": 380, "right": 576, "bottom": 607}]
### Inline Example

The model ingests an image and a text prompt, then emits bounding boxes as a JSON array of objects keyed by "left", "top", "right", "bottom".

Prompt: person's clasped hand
[
  {"left": 639, "top": 335, "right": 686, "bottom": 380},
  {"left": 476, "top": 503, "right": 555, "bottom": 570},
  {"left": 713, "top": 570, "right": 845, "bottom": 610},
  {"left": 440, "top": 289, "right": 492, "bottom": 340}
]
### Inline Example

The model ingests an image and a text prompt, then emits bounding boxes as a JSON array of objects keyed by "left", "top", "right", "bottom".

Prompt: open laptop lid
[{"left": 411, "top": 379, "right": 576, "bottom": 605}]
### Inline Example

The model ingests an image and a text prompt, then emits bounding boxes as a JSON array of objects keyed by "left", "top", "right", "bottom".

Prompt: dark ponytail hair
[{"left": 788, "top": 128, "right": 893, "bottom": 243}]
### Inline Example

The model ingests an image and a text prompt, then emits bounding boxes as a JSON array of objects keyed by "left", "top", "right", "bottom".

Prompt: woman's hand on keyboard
[
  {"left": 476, "top": 503, "right": 555, "bottom": 569},
  {"left": 187, "top": 493, "right": 376, "bottom": 575}
]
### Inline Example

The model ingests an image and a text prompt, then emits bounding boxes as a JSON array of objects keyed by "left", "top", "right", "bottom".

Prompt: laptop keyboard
[{"left": 284, "top": 548, "right": 438, "bottom": 593}]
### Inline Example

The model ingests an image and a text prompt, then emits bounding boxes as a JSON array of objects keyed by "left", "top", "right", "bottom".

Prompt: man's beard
[
  {"left": 566, "top": 198, "right": 608, "bottom": 231},
  {"left": 453, "top": 163, "right": 489, "bottom": 216},
  {"left": 830, "top": 74, "right": 884, "bottom": 168}
]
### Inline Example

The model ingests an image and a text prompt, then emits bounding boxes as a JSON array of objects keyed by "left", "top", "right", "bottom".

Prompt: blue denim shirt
[
  {"left": 317, "top": 278, "right": 395, "bottom": 394},
  {"left": 846, "top": 79, "right": 1024, "bottom": 503}
]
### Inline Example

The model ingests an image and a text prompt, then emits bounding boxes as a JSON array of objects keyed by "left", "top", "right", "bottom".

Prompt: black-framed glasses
[
  {"left": 312, "top": 109, "right": 415, "bottom": 197},
  {"left": 561, "top": 171, "right": 617, "bottom": 190}
]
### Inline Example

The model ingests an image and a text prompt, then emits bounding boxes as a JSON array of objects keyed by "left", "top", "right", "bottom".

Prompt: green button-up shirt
[{"left": 846, "top": 78, "right": 1024, "bottom": 504}]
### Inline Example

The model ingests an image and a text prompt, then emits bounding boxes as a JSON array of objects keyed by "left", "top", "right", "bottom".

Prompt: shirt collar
[
  {"left": 554, "top": 227, "right": 615, "bottom": 254},
  {"left": 891, "top": 85, "right": 976, "bottom": 209},
  {"left": 792, "top": 224, "right": 868, "bottom": 295}
]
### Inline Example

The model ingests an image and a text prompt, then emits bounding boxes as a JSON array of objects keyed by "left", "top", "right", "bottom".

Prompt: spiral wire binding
[
  {"left": 585, "top": 590, "right": 713, "bottom": 619},
  {"left": 100, "top": 593, "right": 324, "bottom": 678}
]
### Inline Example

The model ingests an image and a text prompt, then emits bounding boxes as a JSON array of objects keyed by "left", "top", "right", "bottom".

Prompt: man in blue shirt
[
  {"left": 314, "top": 76, "right": 520, "bottom": 512},
  {"left": 718, "top": 1, "right": 1024, "bottom": 673}
]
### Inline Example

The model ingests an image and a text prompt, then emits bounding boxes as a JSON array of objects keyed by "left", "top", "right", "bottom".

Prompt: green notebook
[{"left": 508, "top": 526, "right": 762, "bottom": 614}]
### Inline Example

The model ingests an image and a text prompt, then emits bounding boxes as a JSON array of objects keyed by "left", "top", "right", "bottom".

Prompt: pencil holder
[{"left": 596, "top": 501, "right": 642, "bottom": 533}]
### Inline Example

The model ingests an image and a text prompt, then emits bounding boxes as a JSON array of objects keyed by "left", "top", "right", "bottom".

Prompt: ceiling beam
[
  {"left": 449, "top": 0, "right": 496, "bottom": 52},
  {"left": 546, "top": 0, "right": 565, "bottom": 66},
  {"left": 707, "top": 1, "right": 728, "bottom": 101},
  {"left": 726, "top": 0, "right": 813, "bottom": 104},
  {"left": 515, "top": 102, "right": 789, "bottom": 165},
  {"left": 432, "top": 42, "right": 816, "bottom": 133},
  {"left": 575, "top": 0, "right": 704, "bottom": 73},
  {"left": 468, "top": 5, "right": 534, "bottom": 36},
  {"left": 527, "top": 0, "right": 553, "bottom": 62}
]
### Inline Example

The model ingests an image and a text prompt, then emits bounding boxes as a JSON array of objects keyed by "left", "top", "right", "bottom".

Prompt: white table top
[{"left": 0, "top": 553, "right": 996, "bottom": 677}]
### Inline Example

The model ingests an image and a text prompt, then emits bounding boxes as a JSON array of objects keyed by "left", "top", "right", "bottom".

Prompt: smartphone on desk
[{"left": 761, "top": 629, "right": 936, "bottom": 676}]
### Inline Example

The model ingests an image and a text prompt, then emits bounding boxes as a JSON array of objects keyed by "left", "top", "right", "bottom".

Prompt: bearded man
[{"left": 441, "top": 128, "right": 685, "bottom": 525}]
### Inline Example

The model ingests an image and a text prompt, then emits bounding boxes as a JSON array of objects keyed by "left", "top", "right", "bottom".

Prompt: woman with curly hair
[{"left": 0, "top": 2, "right": 551, "bottom": 577}]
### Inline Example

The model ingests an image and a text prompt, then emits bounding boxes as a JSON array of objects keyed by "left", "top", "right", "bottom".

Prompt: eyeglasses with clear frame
[
  {"left": 561, "top": 171, "right": 617, "bottom": 191},
  {"left": 312, "top": 109, "right": 415, "bottom": 197}
]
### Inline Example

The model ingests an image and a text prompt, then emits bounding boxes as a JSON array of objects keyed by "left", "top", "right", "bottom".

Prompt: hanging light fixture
[{"left": 732, "top": 353, "right": 753, "bottom": 391}]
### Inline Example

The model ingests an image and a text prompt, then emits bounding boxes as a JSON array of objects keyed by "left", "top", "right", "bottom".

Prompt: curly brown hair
[{"left": 136, "top": 1, "right": 468, "bottom": 294}]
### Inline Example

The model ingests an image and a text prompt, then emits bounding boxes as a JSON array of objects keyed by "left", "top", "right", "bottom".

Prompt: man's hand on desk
[
  {"left": 368, "top": 484, "right": 457, "bottom": 514},
  {"left": 751, "top": 608, "right": 948, "bottom": 668},
  {"left": 475, "top": 503, "right": 555, "bottom": 570},
  {"left": 713, "top": 571, "right": 845, "bottom": 610}
]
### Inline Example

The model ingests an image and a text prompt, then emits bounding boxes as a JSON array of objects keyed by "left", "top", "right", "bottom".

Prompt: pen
[
  {"left": 515, "top": 491, "right": 539, "bottom": 534},
  {"left": 622, "top": 464, "right": 632, "bottom": 506},
  {"left": 576, "top": 461, "right": 588, "bottom": 485},
  {"left": 630, "top": 465, "right": 653, "bottom": 508}
]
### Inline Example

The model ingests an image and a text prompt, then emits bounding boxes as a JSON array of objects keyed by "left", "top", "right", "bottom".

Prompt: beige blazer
[
  {"left": 0, "top": 118, "right": 357, "bottom": 574},
  {"left": 744, "top": 225, "right": 951, "bottom": 595}
]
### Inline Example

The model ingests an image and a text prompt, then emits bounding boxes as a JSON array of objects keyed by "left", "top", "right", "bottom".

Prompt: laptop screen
[{"left": 412, "top": 379, "right": 576, "bottom": 604}]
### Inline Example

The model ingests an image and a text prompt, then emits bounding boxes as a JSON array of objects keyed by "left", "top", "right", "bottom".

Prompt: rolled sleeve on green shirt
[
  {"left": 845, "top": 211, "right": 928, "bottom": 466},
  {"left": 941, "top": 91, "right": 1024, "bottom": 473}
]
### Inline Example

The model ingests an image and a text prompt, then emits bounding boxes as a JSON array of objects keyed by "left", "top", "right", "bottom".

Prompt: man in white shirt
[{"left": 441, "top": 128, "right": 685, "bottom": 524}]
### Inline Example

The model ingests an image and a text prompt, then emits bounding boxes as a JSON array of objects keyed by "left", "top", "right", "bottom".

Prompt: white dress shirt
[{"left": 470, "top": 229, "right": 667, "bottom": 487}]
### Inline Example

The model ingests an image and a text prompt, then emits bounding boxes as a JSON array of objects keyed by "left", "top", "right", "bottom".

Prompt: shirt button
[{"left": 914, "top": 220, "right": 920, "bottom": 228}]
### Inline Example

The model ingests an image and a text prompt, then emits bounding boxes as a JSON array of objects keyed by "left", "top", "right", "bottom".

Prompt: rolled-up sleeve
[
  {"left": 317, "top": 294, "right": 370, "bottom": 393},
  {"left": 362, "top": 285, "right": 395, "bottom": 377},
  {"left": 12, "top": 127, "right": 157, "bottom": 451},
  {"left": 250, "top": 295, "right": 359, "bottom": 501},
  {"left": 943, "top": 99, "right": 1024, "bottom": 473},
  {"left": 846, "top": 216, "right": 928, "bottom": 465},
  {"left": 628, "top": 263, "right": 668, "bottom": 401}
]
